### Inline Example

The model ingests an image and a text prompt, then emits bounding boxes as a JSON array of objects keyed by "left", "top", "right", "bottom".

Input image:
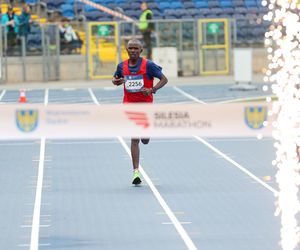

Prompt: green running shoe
[{"left": 132, "top": 170, "right": 142, "bottom": 185}]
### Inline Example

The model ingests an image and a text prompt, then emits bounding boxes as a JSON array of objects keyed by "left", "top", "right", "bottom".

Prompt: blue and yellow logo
[
  {"left": 16, "top": 109, "right": 39, "bottom": 132},
  {"left": 245, "top": 106, "right": 267, "bottom": 129}
]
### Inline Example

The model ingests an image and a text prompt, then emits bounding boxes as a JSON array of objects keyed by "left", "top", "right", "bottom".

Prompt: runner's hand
[
  {"left": 141, "top": 87, "right": 152, "bottom": 96},
  {"left": 112, "top": 76, "right": 124, "bottom": 86}
]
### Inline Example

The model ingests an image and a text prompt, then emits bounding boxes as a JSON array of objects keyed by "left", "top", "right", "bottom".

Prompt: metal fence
[{"left": 0, "top": 17, "right": 266, "bottom": 83}]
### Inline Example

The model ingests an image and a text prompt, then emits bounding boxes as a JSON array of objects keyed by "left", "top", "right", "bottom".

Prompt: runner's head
[{"left": 126, "top": 39, "right": 143, "bottom": 60}]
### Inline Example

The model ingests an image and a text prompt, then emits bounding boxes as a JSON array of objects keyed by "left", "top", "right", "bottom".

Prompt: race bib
[{"left": 125, "top": 75, "right": 144, "bottom": 93}]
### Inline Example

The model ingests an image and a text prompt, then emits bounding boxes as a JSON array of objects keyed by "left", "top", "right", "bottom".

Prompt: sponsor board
[{"left": 0, "top": 103, "right": 274, "bottom": 139}]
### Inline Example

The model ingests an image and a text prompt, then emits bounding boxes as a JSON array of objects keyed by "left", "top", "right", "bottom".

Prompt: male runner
[{"left": 112, "top": 39, "right": 168, "bottom": 185}]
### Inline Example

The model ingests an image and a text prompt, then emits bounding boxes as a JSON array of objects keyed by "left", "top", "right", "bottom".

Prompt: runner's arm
[
  {"left": 142, "top": 73, "right": 168, "bottom": 96},
  {"left": 112, "top": 64, "right": 124, "bottom": 86}
]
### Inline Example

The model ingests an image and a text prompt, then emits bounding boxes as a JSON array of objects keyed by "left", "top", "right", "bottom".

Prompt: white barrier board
[
  {"left": 234, "top": 48, "right": 252, "bottom": 83},
  {"left": 0, "top": 103, "right": 273, "bottom": 139},
  {"left": 153, "top": 47, "right": 178, "bottom": 78}
]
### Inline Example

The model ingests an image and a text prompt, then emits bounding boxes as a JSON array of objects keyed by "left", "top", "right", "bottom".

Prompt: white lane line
[
  {"left": 173, "top": 86, "right": 206, "bottom": 104},
  {"left": 22, "top": 224, "right": 50, "bottom": 228},
  {"left": 215, "top": 95, "right": 273, "bottom": 104},
  {"left": 117, "top": 137, "right": 197, "bottom": 250},
  {"left": 29, "top": 88, "right": 49, "bottom": 249},
  {"left": 162, "top": 222, "right": 192, "bottom": 225},
  {"left": 194, "top": 136, "right": 279, "bottom": 195},
  {"left": 0, "top": 89, "right": 6, "bottom": 101},
  {"left": 30, "top": 137, "right": 46, "bottom": 250},
  {"left": 156, "top": 211, "right": 185, "bottom": 215},
  {"left": 173, "top": 88, "right": 278, "bottom": 195},
  {"left": 88, "top": 88, "right": 100, "bottom": 105},
  {"left": 44, "top": 89, "right": 49, "bottom": 106},
  {"left": 19, "top": 243, "right": 51, "bottom": 247}
]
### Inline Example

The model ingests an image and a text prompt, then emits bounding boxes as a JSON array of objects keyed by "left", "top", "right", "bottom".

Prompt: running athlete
[{"left": 112, "top": 39, "right": 168, "bottom": 185}]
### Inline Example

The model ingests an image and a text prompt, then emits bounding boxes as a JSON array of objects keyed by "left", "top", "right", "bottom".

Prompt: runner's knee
[{"left": 131, "top": 138, "right": 140, "bottom": 146}]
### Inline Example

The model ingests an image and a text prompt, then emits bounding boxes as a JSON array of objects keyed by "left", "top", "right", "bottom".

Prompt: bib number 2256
[{"left": 125, "top": 75, "right": 144, "bottom": 93}]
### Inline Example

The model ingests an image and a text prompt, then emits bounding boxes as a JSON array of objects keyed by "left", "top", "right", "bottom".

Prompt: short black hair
[{"left": 127, "top": 39, "right": 143, "bottom": 49}]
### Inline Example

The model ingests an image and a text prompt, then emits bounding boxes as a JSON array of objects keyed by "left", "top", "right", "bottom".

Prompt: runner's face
[{"left": 127, "top": 44, "right": 142, "bottom": 60}]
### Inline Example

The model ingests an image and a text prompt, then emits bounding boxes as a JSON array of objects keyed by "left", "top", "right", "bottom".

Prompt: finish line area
[{"left": 0, "top": 84, "right": 280, "bottom": 250}]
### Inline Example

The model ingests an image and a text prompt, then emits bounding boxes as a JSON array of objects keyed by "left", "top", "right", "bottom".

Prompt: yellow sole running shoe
[{"left": 132, "top": 170, "right": 142, "bottom": 185}]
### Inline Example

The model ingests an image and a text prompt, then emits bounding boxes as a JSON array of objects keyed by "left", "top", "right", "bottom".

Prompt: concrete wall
[
  {"left": 5, "top": 55, "right": 86, "bottom": 83},
  {"left": 3, "top": 48, "right": 267, "bottom": 83}
]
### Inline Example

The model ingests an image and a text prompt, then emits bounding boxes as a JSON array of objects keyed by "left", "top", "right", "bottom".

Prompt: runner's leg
[{"left": 131, "top": 138, "right": 140, "bottom": 170}]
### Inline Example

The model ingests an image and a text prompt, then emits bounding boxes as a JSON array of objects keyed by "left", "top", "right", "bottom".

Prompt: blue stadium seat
[
  {"left": 130, "top": 2, "right": 141, "bottom": 10},
  {"left": 258, "top": 6, "right": 268, "bottom": 14},
  {"left": 164, "top": 9, "right": 178, "bottom": 17},
  {"left": 27, "top": 34, "right": 42, "bottom": 51},
  {"left": 176, "top": 9, "right": 191, "bottom": 17},
  {"left": 102, "top": 16, "right": 113, "bottom": 21},
  {"left": 194, "top": 1, "right": 209, "bottom": 8},
  {"left": 197, "top": 8, "right": 210, "bottom": 16},
  {"left": 85, "top": 10, "right": 102, "bottom": 21},
  {"left": 152, "top": 8, "right": 161, "bottom": 16},
  {"left": 208, "top": 1, "right": 219, "bottom": 8},
  {"left": 126, "top": 10, "right": 139, "bottom": 19},
  {"left": 102, "top": 0, "right": 114, "bottom": 4},
  {"left": 165, "top": 15, "right": 177, "bottom": 19},
  {"left": 90, "top": 0, "right": 100, "bottom": 3},
  {"left": 25, "top": 0, "right": 38, "bottom": 6},
  {"left": 43, "top": 0, "right": 56, "bottom": 12},
  {"left": 183, "top": 1, "right": 195, "bottom": 8},
  {"left": 256, "top": 0, "right": 263, "bottom": 6},
  {"left": 153, "top": 12, "right": 163, "bottom": 19},
  {"left": 107, "top": 3, "right": 117, "bottom": 9},
  {"left": 147, "top": 2, "right": 160, "bottom": 11},
  {"left": 186, "top": 8, "right": 198, "bottom": 17},
  {"left": 218, "top": 13, "right": 232, "bottom": 18},
  {"left": 247, "top": 6, "right": 259, "bottom": 13},
  {"left": 84, "top": 4, "right": 97, "bottom": 12},
  {"left": 120, "top": 2, "right": 131, "bottom": 11},
  {"left": 234, "top": 7, "right": 247, "bottom": 14},
  {"left": 52, "top": 0, "right": 65, "bottom": 9},
  {"left": 232, "top": 13, "right": 245, "bottom": 18},
  {"left": 245, "top": 13, "right": 258, "bottom": 19},
  {"left": 222, "top": 7, "right": 234, "bottom": 15},
  {"left": 220, "top": 1, "right": 233, "bottom": 8},
  {"left": 171, "top": 1, "right": 183, "bottom": 9},
  {"left": 29, "top": 23, "right": 41, "bottom": 35},
  {"left": 245, "top": 0, "right": 257, "bottom": 7},
  {"left": 181, "top": 15, "right": 193, "bottom": 19},
  {"left": 73, "top": 1, "right": 85, "bottom": 13},
  {"left": 120, "top": 23, "right": 133, "bottom": 35},
  {"left": 114, "top": 0, "right": 126, "bottom": 3},
  {"left": 158, "top": 2, "right": 170, "bottom": 11},
  {"left": 209, "top": 7, "right": 222, "bottom": 16},
  {"left": 61, "top": 4, "right": 75, "bottom": 19},
  {"left": 177, "top": 9, "right": 193, "bottom": 19},
  {"left": 232, "top": 0, "right": 244, "bottom": 7}
]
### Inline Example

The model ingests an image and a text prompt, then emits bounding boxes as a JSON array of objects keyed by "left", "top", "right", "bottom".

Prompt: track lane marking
[
  {"left": 172, "top": 86, "right": 206, "bottom": 104},
  {"left": 30, "top": 137, "right": 46, "bottom": 250},
  {"left": 88, "top": 88, "right": 100, "bottom": 105},
  {"left": 0, "top": 89, "right": 6, "bottom": 101},
  {"left": 174, "top": 87, "right": 278, "bottom": 195},
  {"left": 117, "top": 137, "right": 197, "bottom": 250}
]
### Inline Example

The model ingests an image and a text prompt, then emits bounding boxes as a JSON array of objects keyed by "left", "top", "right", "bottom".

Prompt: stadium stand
[{"left": 1, "top": 0, "right": 270, "bottom": 59}]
